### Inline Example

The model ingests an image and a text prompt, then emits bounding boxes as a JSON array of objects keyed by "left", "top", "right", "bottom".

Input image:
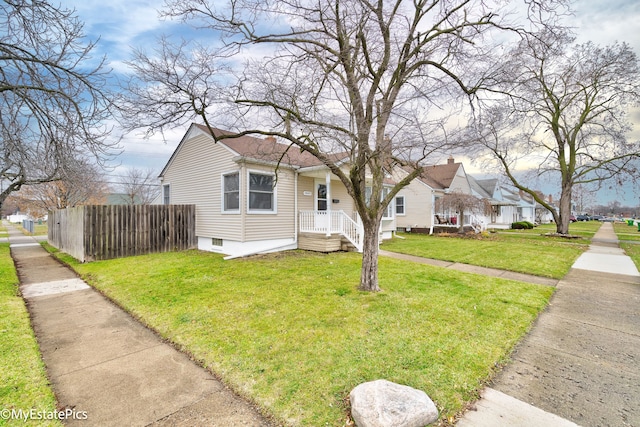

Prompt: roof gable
[
  {"left": 160, "top": 124, "right": 352, "bottom": 177},
  {"left": 417, "top": 162, "right": 463, "bottom": 190},
  {"left": 473, "top": 178, "right": 501, "bottom": 199}
]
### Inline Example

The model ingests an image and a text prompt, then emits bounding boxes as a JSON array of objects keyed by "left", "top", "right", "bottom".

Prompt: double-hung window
[
  {"left": 395, "top": 196, "right": 405, "bottom": 215},
  {"left": 223, "top": 172, "right": 240, "bottom": 212},
  {"left": 163, "top": 184, "right": 170, "bottom": 205},
  {"left": 365, "top": 185, "right": 394, "bottom": 219},
  {"left": 248, "top": 172, "right": 275, "bottom": 212}
]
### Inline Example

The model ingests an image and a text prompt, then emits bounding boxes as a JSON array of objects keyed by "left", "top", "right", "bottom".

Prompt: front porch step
[{"left": 340, "top": 238, "right": 358, "bottom": 252}]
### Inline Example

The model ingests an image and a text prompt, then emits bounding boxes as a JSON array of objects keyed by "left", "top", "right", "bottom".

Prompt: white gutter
[
  {"left": 429, "top": 190, "right": 435, "bottom": 235},
  {"left": 325, "top": 171, "right": 331, "bottom": 237},
  {"left": 294, "top": 170, "right": 298, "bottom": 246}
]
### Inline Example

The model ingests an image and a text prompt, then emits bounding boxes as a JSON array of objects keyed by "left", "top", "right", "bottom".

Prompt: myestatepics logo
[{"left": 0, "top": 407, "right": 88, "bottom": 422}]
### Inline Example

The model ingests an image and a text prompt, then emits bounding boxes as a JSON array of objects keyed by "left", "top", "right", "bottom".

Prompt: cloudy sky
[{"left": 60, "top": 0, "right": 640, "bottom": 205}]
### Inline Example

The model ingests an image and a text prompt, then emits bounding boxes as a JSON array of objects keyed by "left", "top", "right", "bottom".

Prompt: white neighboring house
[
  {"left": 159, "top": 124, "right": 397, "bottom": 258},
  {"left": 468, "top": 177, "right": 518, "bottom": 229},
  {"left": 502, "top": 187, "right": 536, "bottom": 223},
  {"left": 7, "top": 213, "right": 29, "bottom": 223}
]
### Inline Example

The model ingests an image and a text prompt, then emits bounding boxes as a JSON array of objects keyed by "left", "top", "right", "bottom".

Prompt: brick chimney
[
  {"left": 447, "top": 155, "right": 454, "bottom": 164},
  {"left": 548, "top": 194, "right": 553, "bottom": 203}
]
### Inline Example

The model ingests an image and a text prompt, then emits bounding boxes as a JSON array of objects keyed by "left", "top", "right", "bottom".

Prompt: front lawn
[
  {"left": 381, "top": 231, "right": 588, "bottom": 279},
  {"left": 52, "top": 248, "right": 553, "bottom": 426},
  {"left": 497, "top": 220, "right": 601, "bottom": 238},
  {"left": 0, "top": 243, "right": 61, "bottom": 426}
]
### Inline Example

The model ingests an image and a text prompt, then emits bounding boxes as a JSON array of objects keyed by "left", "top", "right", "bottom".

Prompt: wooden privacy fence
[{"left": 48, "top": 205, "right": 196, "bottom": 262}]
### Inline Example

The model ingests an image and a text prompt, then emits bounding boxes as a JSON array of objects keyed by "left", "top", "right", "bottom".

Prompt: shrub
[{"left": 511, "top": 221, "right": 534, "bottom": 229}]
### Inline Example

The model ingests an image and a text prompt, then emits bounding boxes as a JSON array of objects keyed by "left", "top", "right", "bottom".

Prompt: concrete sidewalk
[
  {"left": 6, "top": 223, "right": 272, "bottom": 427},
  {"left": 457, "top": 222, "right": 640, "bottom": 427}
]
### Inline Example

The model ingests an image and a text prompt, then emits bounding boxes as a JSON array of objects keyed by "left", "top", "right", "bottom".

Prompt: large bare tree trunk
[
  {"left": 557, "top": 182, "right": 573, "bottom": 234},
  {"left": 359, "top": 221, "right": 381, "bottom": 292}
]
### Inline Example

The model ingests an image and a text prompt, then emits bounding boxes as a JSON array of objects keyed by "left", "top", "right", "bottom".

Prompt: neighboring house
[
  {"left": 468, "top": 177, "right": 518, "bottom": 228},
  {"left": 394, "top": 156, "right": 476, "bottom": 233},
  {"left": 503, "top": 187, "right": 536, "bottom": 223},
  {"left": 7, "top": 212, "right": 29, "bottom": 223},
  {"left": 159, "top": 124, "right": 397, "bottom": 258}
]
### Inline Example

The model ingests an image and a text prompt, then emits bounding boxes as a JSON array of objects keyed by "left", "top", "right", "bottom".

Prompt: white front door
[{"left": 315, "top": 181, "right": 328, "bottom": 230}]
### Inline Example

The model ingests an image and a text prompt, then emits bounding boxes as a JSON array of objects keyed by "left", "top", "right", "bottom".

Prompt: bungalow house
[
  {"left": 393, "top": 156, "right": 476, "bottom": 233},
  {"left": 503, "top": 187, "right": 536, "bottom": 223},
  {"left": 159, "top": 124, "right": 397, "bottom": 258},
  {"left": 468, "top": 177, "right": 519, "bottom": 228}
]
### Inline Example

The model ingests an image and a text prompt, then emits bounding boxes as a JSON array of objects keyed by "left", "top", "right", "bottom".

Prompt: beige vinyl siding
[
  {"left": 297, "top": 176, "right": 315, "bottom": 211},
  {"left": 393, "top": 171, "right": 434, "bottom": 229},
  {"left": 161, "top": 132, "right": 243, "bottom": 241},
  {"left": 396, "top": 182, "right": 433, "bottom": 228},
  {"left": 297, "top": 175, "right": 356, "bottom": 218},
  {"left": 327, "top": 181, "right": 354, "bottom": 215},
  {"left": 243, "top": 164, "right": 297, "bottom": 240}
]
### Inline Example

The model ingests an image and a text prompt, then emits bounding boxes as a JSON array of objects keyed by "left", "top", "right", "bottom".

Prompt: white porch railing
[{"left": 299, "top": 210, "right": 363, "bottom": 252}]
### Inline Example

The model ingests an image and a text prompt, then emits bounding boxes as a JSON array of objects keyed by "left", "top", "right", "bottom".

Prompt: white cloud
[{"left": 573, "top": 0, "right": 640, "bottom": 52}]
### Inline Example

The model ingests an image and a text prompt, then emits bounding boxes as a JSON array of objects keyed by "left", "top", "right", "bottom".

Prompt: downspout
[
  {"left": 429, "top": 190, "right": 435, "bottom": 235},
  {"left": 325, "top": 170, "right": 331, "bottom": 237},
  {"left": 294, "top": 170, "right": 298, "bottom": 246},
  {"left": 240, "top": 163, "right": 246, "bottom": 243}
]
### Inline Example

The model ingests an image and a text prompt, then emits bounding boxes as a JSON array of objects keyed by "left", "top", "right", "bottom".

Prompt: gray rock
[{"left": 350, "top": 379, "right": 439, "bottom": 427}]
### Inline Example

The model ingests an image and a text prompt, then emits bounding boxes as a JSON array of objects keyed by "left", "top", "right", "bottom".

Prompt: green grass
[
  {"left": 381, "top": 231, "right": 588, "bottom": 279},
  {"left": 50, "top": 248, "right": 553, "bottom": 426},
  {"left": 0, "top": 243, "right": 61, "bottom": 426},
  {"left": 614, "top": 222, "right": 640, "bottom": 241},
  {"left": 33, "top": 223, "right": 48, "bottom": 236},
  {"left": 15, "top": 222, "right": 47, "bottom": 237},
  {"left": 498, "top": 221, "right": 601, "bottom": 238},
  {"left": 621, "top": 242, "right": 640, "bottom": 271}
]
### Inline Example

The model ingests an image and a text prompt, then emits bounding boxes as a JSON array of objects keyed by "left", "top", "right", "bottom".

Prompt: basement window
[{"left": 211, "top": 238, "right": 223, "bottom": 247}]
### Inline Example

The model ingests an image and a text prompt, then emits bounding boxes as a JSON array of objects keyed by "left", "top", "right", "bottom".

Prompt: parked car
[
  {"left": 592, "top": 215, "right": 603, "bottom": 221},
  {"left": 570, "top": 215, "right": 577, "bottom": 222},
  {"left": 576, "top": 214, "right": 591, "bottom": 221},
  {"left": 601, "top": 217, "right": 615, "bottom": 222}
]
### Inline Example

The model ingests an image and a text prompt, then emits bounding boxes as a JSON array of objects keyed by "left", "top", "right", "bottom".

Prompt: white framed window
[
  {"left": 222, "top": 172, "right": 240, "bottom": 212},
  {"left": 163, "top": 184, "right": 170, "bottom": 205},
  {"left": 248, "top": 171, "right": 276, "bottom": 213},
  {"left": 395, "top": 195, "right": 405, "bottom": 215},
  {"left": 365, "top": 185, "right": 394, "bottom": 219},
  {"left": 382, "top": 187, "right": 394, "bottom": 219}
]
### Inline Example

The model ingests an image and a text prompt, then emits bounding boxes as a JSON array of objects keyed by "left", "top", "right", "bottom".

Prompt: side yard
[
  {"left": 48, "top": 247, "right": 554, "bottom": 426},
  {"left": 0, "top": 241, "right": 61, "bottom": 427}
]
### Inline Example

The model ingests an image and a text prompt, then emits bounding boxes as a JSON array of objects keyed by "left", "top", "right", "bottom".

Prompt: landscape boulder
[{"left": 349, "top": 379, "right": 439, "bottom": 427}]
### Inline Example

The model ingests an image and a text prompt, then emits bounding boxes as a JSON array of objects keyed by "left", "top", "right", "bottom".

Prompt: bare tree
[
  {"left": 16, "top": 158, "right": 109, "bottom": 213},
  {"left": 120, "top": 0, "right": 566, "bottom": 291},
  {"left": 470, "top": 32, "right": 640, "bottom": 234},
  {"left": 0, "top": 0, "right": 116, "bottom": 210},
  {"left": 572, "top": 183, "right": 597, "bottom": 215},
  {"left": 119, "top": 167, "right": 161, "bottom": 205},
  {"left": 437, "top": 191, "right": 488, "bottom": 233}
]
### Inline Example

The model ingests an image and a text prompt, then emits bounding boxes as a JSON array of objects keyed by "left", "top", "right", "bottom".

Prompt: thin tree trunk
[{"left": 359, "top": 222, "right": 381, "bottom": 292}]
